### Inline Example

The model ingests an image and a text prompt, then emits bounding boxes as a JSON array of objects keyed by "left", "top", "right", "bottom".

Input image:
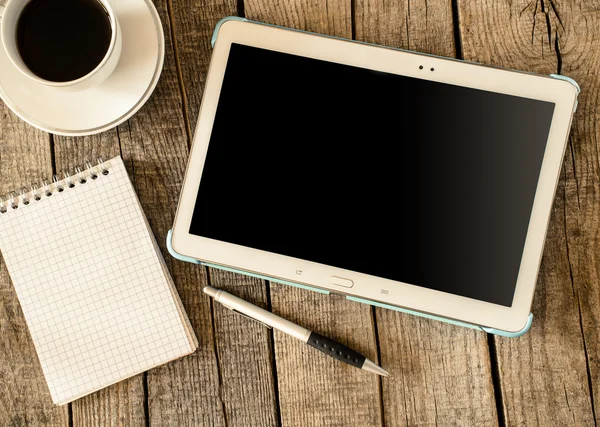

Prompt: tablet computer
[{"left": 171, "top": 19, "right": 578, "bottom": 333}]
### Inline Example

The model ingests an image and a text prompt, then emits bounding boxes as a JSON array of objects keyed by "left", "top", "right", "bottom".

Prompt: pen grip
[{"left": 307, "top": 332, "right": 366, "bottom": 368}]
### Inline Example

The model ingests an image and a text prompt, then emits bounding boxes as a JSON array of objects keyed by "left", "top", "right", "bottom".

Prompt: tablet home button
[{"left": 329, "top": 276, "right": 354, "bottom": 288}]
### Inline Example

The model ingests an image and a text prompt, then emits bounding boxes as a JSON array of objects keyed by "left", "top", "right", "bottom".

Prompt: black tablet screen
[{"left": 189, "top": 43, "right": 555, "bottom": 306}]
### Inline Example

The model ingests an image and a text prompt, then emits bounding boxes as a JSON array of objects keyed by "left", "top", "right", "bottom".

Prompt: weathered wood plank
[
  {"left": 554, "top": 0, "right": 600, "bottom": 423},
  {"left": 458, "top": 0, "right": 596, "bottom": 424},
  {"left": 116, "top": 118, "right": 223, "bottom": 424},
  {"left": 208, "top": 269, "right": 279, "bottom": 427},
  {"left": 269, "top": 289, "right": 382, "bottom": 427},
  {"left": 356, "top": 0, "right": 455, "bottom": 56},
  {"left": 114, "top": 1, "right": 226, "bottom": 425},
  {"left": 170, "top": 0, "right": 237, "bottom": 132},
  {"left": 173, "top": 0, "right": 278, "bottom": 427},
  {"left": 53, "top": 131, "right": 121, "bottom": 169},
  {"left": 52, "top": 132, "right": 146, "bottom": 427},
  {"left": 169, "top": 0, "right": 281, "bottom": 425},
  {"left": 69, "top": 378, "right": 146, "bottom": 427},
  {"left": 117, "top": 120, "right": 223, "bottom": 427},
  {"left": 355, "top": 1, "right": 499, "bottom": 425},
  {"left": 376, "top": 316, "right": 499, "bottom": 426},
  {"left": 0, "top": 108, "right": 69, "bottom": 425},
  {"left": 245, "top": 0, "right": 352, "bottom": 37}
]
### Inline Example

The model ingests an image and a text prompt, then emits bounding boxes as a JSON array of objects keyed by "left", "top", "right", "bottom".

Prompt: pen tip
[{"left": 362, "top": 359, "right": 390, "bottom": 377}]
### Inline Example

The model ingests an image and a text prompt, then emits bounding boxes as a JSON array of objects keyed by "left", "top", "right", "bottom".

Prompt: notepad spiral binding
[{"left": 0, "top": 158, "right": 110, "bottom": 214}]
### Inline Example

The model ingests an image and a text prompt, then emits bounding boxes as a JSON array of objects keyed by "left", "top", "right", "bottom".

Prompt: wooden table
[{"left": 1, "top": 0, "right": 598, "bottom": 425}]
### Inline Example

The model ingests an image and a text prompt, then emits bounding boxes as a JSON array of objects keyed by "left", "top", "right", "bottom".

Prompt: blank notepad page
[{"left": 0, "top": 157, "right": 197, "bottom": 404}]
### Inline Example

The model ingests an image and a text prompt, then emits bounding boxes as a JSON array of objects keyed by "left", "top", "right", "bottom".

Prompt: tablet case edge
[
  {"left": 167, "top": 230, "right": 532, "bottom": 337},
  {"left": 346, "top": 296, "right": 534, "bottom": 337},
  {"left": 549, "top": 74, "right": 581, "bottom": 111},
  {"left": 212, "top": 16, "right": 249, "bottom": 48}
]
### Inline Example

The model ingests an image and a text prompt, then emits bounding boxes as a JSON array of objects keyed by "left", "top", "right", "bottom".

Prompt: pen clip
[{"left": 231, "top": 309, "right": 273, "bottom": 330}]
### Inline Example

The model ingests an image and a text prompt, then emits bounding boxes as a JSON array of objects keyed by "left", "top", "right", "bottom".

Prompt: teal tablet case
[{"left": 168, "top": 17, "right": 580, "bottom": 338}]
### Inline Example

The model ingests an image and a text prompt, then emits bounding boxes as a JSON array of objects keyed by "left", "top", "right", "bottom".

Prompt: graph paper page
[{"left": 0, "top": 156, "right": 196, "bottom": 404}]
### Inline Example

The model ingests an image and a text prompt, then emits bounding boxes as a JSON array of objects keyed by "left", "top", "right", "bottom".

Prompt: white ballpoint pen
[{"left": 203, "top": 286, "right": 389, "bottom": 377}]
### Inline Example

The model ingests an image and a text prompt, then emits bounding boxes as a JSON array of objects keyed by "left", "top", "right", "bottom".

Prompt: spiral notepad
[{"left": 0, "top": 156, "right": 197, "bottom": 405}]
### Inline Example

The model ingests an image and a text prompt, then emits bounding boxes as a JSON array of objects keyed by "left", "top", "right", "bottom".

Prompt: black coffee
[{"left": 17, "top": 0, "right": 112, "bottom": 82}]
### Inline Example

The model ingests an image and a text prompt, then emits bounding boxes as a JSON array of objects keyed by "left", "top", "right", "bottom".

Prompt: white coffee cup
[{"left": 0, "top": 0, "right": 122, "bottom": 91}]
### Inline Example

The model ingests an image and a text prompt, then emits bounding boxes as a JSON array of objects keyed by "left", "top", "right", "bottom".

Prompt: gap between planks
[{"left": 165, "top": 0, "right": 193, "bottom": 145}]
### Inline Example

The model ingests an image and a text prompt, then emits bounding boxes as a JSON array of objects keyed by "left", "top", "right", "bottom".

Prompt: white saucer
[{"left": 0, "top": 0, "right": 164, "bottom": 136}]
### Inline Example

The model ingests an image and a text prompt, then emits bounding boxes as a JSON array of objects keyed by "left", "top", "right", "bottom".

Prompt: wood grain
[
  {"left": 376, "top": 316, "right": 498, "bottom": 426},
  {"left": 270, "top": 288, "right": 382, "bottom": 427},
  {"left": 557, "top": 0, "right": 600, "bottom": 423},
  {"left": 355, "top": 0, "right": 455, "bottom": 55},
  {"left": 53, "top": 130, "right": 122, "bottom": 170},
  {"left": 208, "top": 269, "right": 279, "bottom": 427},
  {"left": 355, "top": 2, "right": 499, "bottom": 425},
  {"left": 114, "top": 94, "right": 223, "bottom": 426},
  {"left": 244, "top": 0, "right": 352, "bottom": 37},
  {"left": 169, "top": 0, "right": 280, "bottom": 425},
  {"left": 69, "top": 379, "right": 146, "bottom": 427},
  {"left": 117, "top": 116, "right": 222, "bottom": 426},
  {"left": 0, "top": 107, "right": 69, "bottom": 425},
  {"left": 115, "top": 0, "right": 225, "bottom": 423},
  {"left": 458, "top": 0, "right": 596, "bottom": 424},
  {"left": 240, "top": 3, "right": 382, "bottom": 425},
  {"left": 170, "top": 0, "right": 237, "bottom": 133}
]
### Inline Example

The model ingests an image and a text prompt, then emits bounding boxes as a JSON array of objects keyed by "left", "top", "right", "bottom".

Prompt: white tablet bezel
[{"left": 172, "top": 19, "right": 578, "bottom": 332}]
